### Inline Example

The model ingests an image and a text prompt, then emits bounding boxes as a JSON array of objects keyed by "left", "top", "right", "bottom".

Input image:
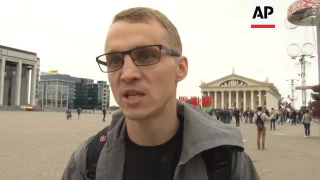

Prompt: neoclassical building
[
  {"left": 200, "top": 73, "right": 281, "bottom": 111},
  {"left": 0, "top": 45, "right": 40, "bottom": 106}
]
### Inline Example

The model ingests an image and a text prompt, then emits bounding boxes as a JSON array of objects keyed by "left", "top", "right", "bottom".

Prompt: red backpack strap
[
  {"left": 85, "top": 126, "right": 109, "bottom": 180},
  {"left": 202, "top": 146, "right": 234, "bottom": 180}
]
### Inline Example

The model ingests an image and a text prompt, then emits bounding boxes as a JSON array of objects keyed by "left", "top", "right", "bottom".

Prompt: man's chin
[{"left": 122, "top": 109, "right": 150, "bottom": 121}]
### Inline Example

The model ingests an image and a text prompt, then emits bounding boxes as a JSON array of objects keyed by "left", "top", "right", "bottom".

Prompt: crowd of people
[
  {"left": 214, "top": 107, "right": 309, "bottom": 127},
  {"left": 213, "top": 106, "right": 314, "bottom": 149}
]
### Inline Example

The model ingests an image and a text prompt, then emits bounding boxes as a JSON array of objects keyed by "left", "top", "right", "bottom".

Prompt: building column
[
  {"left": 60, "top": 86, "right": 63, "bottom": 107},
  {"left": 26, "top": 68, "right": 30, "bottom": 104},
  {"left": 14, "top": 61, "right": 22, "bottom": 106},
  {"left": 251, "top": 91, "right": 254, "bottom": 110},
  {"left": 258, "top": 90, "right": 262, "bottom": 106},
  {"left": 0, "top": 57, "right": 5, "bottom": 105},
  {"left": 266, "top": 91, "right": 270, "bottom": 110},
  {"left": 221, "top": 91, "right": 224, "bottom": 109},
  {"left": 55, "top": 86, "right": 58, "bottom": 107},
  {"left": 228, "top": 91, "right": 231, "bottom": 108},
  {"left": 243, "top": 91, "right": 247, "bottom": 110},
  {"left": 236, "top": 91, "right": 239, "bottom": 109},
  {"left": 210, "top": 91, "right": 214, "bottom": 108},
  {"left": 214, "top": 91, "right": 218, "bottom": 109},
  {"left": 30, "top": 63, "right": 37, "bottom": 105}
]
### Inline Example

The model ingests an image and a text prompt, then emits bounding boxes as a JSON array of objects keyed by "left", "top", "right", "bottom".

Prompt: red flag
[
  {"left": 193, "top": 96, "right": 199, "bottom": 106},
  {"left": 190, "top": 97, "right": 194, "bottom": 105},
  {"left": 202, "top": 96, "right": 204, "bottom": 107},
  {"left": 184, "top": 96, "right": 188, "bottom": 103},
  {"left": 194, "top": 96, "right": 198, "bottom": 106}
]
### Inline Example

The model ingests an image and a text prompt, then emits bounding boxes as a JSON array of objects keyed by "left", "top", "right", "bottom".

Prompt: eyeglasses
[{"left": 96, "top": 45, "right": 181, "bottom": 73}]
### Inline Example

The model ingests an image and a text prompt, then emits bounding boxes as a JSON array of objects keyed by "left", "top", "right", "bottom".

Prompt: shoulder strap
[
  {"left": 202, "top": 146, "right": 232, "bottom": 180},
  {"left": 257, "top": 113, "right": 263, "bottom": 118},
  {"left": 85, "top": 126, "right": 109, "bottom": 180}
]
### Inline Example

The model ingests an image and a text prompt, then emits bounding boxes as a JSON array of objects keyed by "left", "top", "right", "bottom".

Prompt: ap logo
[{"left": 251, "top": 0, "right": 275, "bottom": 28}]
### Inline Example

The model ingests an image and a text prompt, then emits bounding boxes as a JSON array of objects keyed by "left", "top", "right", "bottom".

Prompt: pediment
[{"left": 200, "top": 73, "right": 268, "bottom": 88}]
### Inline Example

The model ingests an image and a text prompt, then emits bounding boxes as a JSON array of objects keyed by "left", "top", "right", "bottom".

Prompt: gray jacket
[{"left": 62, "top": 101, "right": 260, "bottom": 180}]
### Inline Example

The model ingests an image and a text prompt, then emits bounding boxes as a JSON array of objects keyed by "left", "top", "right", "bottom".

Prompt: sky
[{"left": 0, "top": 0, "right": 319, "bottom": 107}]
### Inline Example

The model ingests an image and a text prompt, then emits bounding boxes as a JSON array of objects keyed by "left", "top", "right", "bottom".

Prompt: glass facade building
[
  {"left": 74, "top": 81, "right": 110, "bottom": 109},
  {"left": 38, "top": 73, "right": 110, "bottom": 109}
]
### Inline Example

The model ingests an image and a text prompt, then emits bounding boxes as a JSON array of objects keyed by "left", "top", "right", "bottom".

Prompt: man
[
  {"left": 277, "top": 109, "right": 284, "bottom": 125},
  {"left": 234, "top": 108, "right": 240, "bottom": 127},
  {"left": 254, "top": 106, "right": 275, "bottom": 150},
  {"left": 102, "top": 108, "right": 106, "bottom": 122},
  {"left": 62, "top": 7, "right": 259, "bottom": 180},
  {"left": 291, "top": 109, "right": 297, "bottom": 125},
  {"left": 269, "top": 108, "right": 276, "bottom": 130},
  {"left": 66, "top": 108, "right": 72, "bottom": 120},
  {"left": 302, "top": 109, "right": 312, "bottom": 137},
  {"left": 77, "top": 108, "right": 81, "bottom": 119}
]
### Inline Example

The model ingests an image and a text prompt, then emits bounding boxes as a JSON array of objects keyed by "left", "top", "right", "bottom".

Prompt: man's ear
[{"left": 176, "top": 56, "right": 188, "bottom": 82}]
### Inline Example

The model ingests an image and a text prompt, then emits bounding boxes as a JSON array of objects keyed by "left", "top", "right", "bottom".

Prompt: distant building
[
  {"left": 0, "top": 45, "right": 40, "bottom": 106},
  {"left": 199, "top": 72, "right": 281, "bottom": 111},
  {"left": 74, "top": 80, "right": 110, "bottom": 110},
  {"left": 38, "top": 72, "right": 110, "bottom": 110}
]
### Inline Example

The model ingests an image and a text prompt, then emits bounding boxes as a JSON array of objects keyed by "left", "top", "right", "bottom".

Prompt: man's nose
[{"left": 120, "top": 55, "right": 142, "bottom": 82}]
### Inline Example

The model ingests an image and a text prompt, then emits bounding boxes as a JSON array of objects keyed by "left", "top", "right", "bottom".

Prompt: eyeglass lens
[{"left": 98, "top": 46, "right": 161, "bottom": 72}]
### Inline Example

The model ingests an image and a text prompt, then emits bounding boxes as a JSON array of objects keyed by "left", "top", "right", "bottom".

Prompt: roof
[
  {"left": 200, "top": 73, "right": 281, "bottom": 96},
  {"left": 0, "top": 45, "right": 37, "bottom": 56}
]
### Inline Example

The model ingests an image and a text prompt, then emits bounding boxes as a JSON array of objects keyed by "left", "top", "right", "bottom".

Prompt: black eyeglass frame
[{"left": 96, "top": 45, "right": 181, "bottom": 73}]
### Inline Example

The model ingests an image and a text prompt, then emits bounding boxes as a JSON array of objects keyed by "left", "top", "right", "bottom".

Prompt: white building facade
[
  {"left": 0, "top": 45, "right": 40, "bottom": 106},
  {"left": 200, "top": 73, "right": 281, "bottom": 111}
]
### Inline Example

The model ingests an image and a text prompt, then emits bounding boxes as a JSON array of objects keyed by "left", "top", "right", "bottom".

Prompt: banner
[
  {"left": 47, "top": 70, "right": 59, "bottom": 74},
  {"left": 202, "top": 96, "right": 212, "bottom": 108}
]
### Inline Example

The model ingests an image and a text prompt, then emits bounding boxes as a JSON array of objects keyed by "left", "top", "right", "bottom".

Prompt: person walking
[
  {"left": 278, "top": 109, "right": 284, "bottom": 125},
  {"left": 102, "top": 108, "right": 106, "bottom": 122},
  {"left": 291, "top": 109, "right": 297, "bottom": 125},
  {"left": 234, "top": 108, "right": 240, "bottom": 127},
  {"left": 270, "top": 108, "right": 277, "bottom": 130},
  {"left": 77, "top": 108, "right": 81, "bottom": 119},
  {"left": 66, "top": 108, "right": 72, "bottom": 120},
  {"left": 249, "top": 110, "right": 254, "bottom": 123},
  {"left": 302, "top": 110, "right": 312, "bottom": 137}
]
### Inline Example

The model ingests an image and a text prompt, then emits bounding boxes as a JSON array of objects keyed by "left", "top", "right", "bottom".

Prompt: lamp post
[{"left": 287, "top": 43, "right": 315, "bottom": 107}]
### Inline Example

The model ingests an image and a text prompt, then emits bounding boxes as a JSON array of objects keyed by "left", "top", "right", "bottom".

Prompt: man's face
[{"left": 105, "top": 19, "right": 187, "bottom": 120}]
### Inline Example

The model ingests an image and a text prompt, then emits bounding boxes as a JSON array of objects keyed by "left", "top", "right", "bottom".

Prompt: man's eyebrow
[{"left": 105, "top": 44, "right": 154, "bottom": 53}]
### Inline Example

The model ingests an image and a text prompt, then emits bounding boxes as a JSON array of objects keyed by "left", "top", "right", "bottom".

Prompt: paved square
[{"left": 0, "top": 111, "right": 319, "bottom": 180}]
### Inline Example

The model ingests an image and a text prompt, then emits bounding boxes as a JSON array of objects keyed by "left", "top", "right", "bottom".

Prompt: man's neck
[{"left": 125, "top": 99, "right": 179, "bottom": 146}]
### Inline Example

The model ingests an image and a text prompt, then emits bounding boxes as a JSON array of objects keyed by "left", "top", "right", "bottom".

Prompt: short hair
[
  {"left": 112, "top": 7, "right": 182, "bottom": 54},
  {"left": 306, "top": 109, "right": 309, "bottom": 113},
  {"left": 257, "top": 106, "right": 263, "bottom": 111}
]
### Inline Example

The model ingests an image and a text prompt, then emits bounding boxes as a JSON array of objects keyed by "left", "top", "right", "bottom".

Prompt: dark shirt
[
  {"left": 123, "top": 117, "right": 183, "bottom": 180},
  {"left": 234, "top": 110, "right": 240, "bottom": 117}
]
